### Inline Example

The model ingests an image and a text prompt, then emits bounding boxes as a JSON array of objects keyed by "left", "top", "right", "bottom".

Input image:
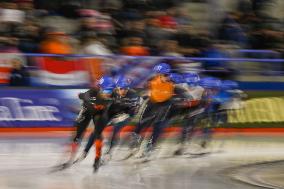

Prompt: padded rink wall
[
  {"left": 227, "top": 97, "right": 284, "bottom": 124},
  {"left": 0, "top": 88, "right": 284, "bottom": 130}
]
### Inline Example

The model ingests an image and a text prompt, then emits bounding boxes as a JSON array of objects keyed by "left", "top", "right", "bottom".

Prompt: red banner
[{"left": 35, "top": 57, "right": 91, "bottom": 86}]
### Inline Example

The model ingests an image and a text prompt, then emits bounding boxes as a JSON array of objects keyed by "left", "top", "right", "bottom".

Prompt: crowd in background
[
  {"left": 0, "top": 0, "right": 283, "bottom": 86},
  {"left": 0, "top": 0, "right": 283, "bottom": 56}
]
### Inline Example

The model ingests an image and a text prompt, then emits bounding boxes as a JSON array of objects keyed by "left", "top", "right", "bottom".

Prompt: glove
[
  {"left": 78, "top": 93, "right": 84, "bottom": 100},
  {"left": 93, "top": 104, "right": 105, "bottom": 110},
  {"left": 188, "top": 100, "right": 200, "bottom": 107}
]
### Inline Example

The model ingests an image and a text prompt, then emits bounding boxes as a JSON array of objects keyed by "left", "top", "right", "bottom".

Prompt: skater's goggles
[
  {"left": 117, "top": 87, "right": 129, "bottom": 90},
  {"left": 102, "top": 89, "right": 113, "bottom": 94}
]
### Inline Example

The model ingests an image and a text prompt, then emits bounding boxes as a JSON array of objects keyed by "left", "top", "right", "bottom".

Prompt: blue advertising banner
[{"left": 0, "top": 89, "right": 88, "bottom": 127}]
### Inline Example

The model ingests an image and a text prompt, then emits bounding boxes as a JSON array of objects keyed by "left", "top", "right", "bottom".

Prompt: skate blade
[
  {"left": 113, "top": 149, "right": 138, "bottom": 162},
  {"left": 72, "top": 156, "right": 85, "bottom": 165},
  {"left": 183, "top": 152, "right": 212, "bottom": 158},
  {"left": 49, "top": 163, "right": 72, "bottom": 173}
]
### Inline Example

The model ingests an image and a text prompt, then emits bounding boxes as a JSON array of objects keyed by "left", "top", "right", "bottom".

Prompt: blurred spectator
[
  {"left": 0, "top": 1, "right": 25, "bottom": 23},
  {"left": 121, "top": 0, "right": 150, "bottom": 11},
  {"left": 158, "top": 38, "right": 182, "bottom": 57},
  {"left": 17, "top": 20, "right": 40, "bottom": 53},
  {"left": 9, "top": 58, "right": 29, "bottom": 86},
  {"left": 77, "top": 17, "right": 97, "bottom": 36},
  {"left": 0, "top": 1, "right": 22, "bottom": 53},
  {"left": 78, "top": 9, "right": 114, "bottom": 35},
  {"left": 15, "top": 0, "right": 45, "bottom": 20},
  {"left": 249, "top": 18, "right": 283, "bottom": 50},
  {"left": 201, "top": 43, "right": 228, "bottom": 68},
  {"left": 0, "top": 24, "right": 19, "bottom": 53},
  {"left": 149, "top": 0, "right": 181, "bottom": 10},
  {"left": 41, "top": 14, "right": 79, "bottom": 35},
  {"left": 114, "top": 10, "right": 145, "bottom": 46},
  {"left": 158, "top": 7, "right": 178, "bottom": 29},
  {"left": 58, "top": 1, "right": 81, "bottom": 19},
  {"left": 16, "top": 0, "right": 34, "bottom": 11},
  {"left": 0, "top": 35, "right": 19, "bottom": 53},
  {"left": 201, "top": 42, "right": 235, "bottom": 79},
  {"left": 176, "top": 25, "right": 201, "bottom": 56},
  {"left": 39, "top": 1, "right": 81, "bottom": 34},
  {"left": 251, "top": 0, "right": 275, "bottom": 17},
  {"left": 40, "top": 31, "right": 73, "bottom": 54},
  {"left": 175, "top": 7, "right": 191, "bottom": 26},
  {"left": 217, "top": 12, "right": 248, "bottom": 47},
  {"left": 237, "top": 0, "right": 253, "bottom": 14},
  {"left": 95, "top": 13, "right": 114, "bottom": 35},
  {"left": 97, "top": 33, "right": 117, "bottom": 53},
  {"left": 120, "top": 33, "right": 149, "bottom": 56},
  {"left": 80, "top": 31, "right": 112, "bottom": 55},
  {"left": 130, "top": 19, "right": 146, "bottom": 35},
  {"left": 96, "top": 0, "right": 122, "bottom": 11},
  {"left": 145, "top": 17, "right": 169, "bottom": 48}
]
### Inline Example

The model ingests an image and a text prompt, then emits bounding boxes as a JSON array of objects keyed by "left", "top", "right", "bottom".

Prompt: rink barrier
[
  {"left": 1, "top": 88, "right": 284, "bottom": 128},
  {"left": 228, "top": 97, "right": 284, "bottom": 123}
]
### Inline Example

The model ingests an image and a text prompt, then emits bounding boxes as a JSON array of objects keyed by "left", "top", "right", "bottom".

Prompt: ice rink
[{"left": 1, "top": 134, "right": 284, "bottom": 189}]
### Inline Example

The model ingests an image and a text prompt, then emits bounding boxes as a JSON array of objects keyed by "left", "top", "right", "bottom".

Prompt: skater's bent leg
[
  {"left": 107, "top": 120, "right": 127, "bottom": 154},
  {"left": 67, "top": 109, "right": 92, "bottom": 161},
  {"left": 72, "top": 109, "right": 92, "bottom": 143},
  {"left": 95, "top": 138, "right": 103, "bottom": 160},
  {"left": 151, "top": 120, "right": 168, "bottom": 147},
  {"left": 93, "top": 114, "right": 109, "bottom": 158},
  {"left": 84, "top": 131, "right": 96, "bottom": 154}
]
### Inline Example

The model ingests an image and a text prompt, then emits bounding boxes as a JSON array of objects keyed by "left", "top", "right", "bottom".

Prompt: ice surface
[{"left": 1, "top": 136, "right": 284, "bottom": 189}]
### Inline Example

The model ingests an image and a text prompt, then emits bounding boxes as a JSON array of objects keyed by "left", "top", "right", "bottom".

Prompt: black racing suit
[
  {"left": 72, "top": 88, "right": 100, "bottom": 144},
  {"left": 177, "top": 88, "right": 207, "bottom": 145},
  {"left": 134, "top": 86, "right": 189, "bottom": 148},
  {"left": 68, "top": 88, "right": 113, "bottom": 163},
  {"left": 83, "top": 89, "right": 141, "bottom": 155},
  {"left": 69, "top": 88, "right": 113, "bottom": 162}
]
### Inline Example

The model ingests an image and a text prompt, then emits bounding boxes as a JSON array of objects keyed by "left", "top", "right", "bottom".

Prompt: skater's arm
[
  {"left": 79, "top": 88, "right": 98, "bottom": 101},
  {"left": 83, "top": 131, "right": 96, "bottom": 154},
  {"left": 79, "top": 89, "right": 99, "bottom": 112}
]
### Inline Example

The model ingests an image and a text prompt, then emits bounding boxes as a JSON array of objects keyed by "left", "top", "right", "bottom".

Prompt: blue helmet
[
  {"left": 221, "top": 80, "right": 238, "bottom": 90},
  {"left": 98, "top": 76, "right": 115, "bottom": 91},
  {"left": 169, "top": 73, "right": 184, "bottom": 84},
  {"left": 184, "top": 73, "right": 200, "bottom": 85},
  {"left": 115, "top": 76, "right": 131, "bottom": 89},
  {"left": 199, "top": 77, "right": 221, "bottom": 89},
  {"left": 153, "top": 63, "right": 171, "bottom": 74}
]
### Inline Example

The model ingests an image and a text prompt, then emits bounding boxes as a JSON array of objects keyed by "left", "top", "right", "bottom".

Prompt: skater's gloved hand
[
  {"left": 93, "top": 104, "right": 105, "bottom": 110},
  {"left": 173, "top": 98, "right": 190, "bottom": 107},
  {"left": 188, "top": 100, "right": 200, "bottom": 107},
  {"left": 78, "top": 93, "right": 84, "bottom": 100},
  {"left": 142, "top": 95, "right": 148, "bottom": 100}
]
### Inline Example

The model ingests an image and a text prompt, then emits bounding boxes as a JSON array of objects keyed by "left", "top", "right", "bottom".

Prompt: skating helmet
[
  {"left": 98, "top": 76, "right": 115, "bottom": 93},
  {"left": 153, "top": 63, "right": 171, "bottom": 74},
  {"left": 221, "top": 80, "right": 238, "bottom": 90},
  {"left": 199, "top": 77, "right": 221, "bottom": 89},
  {"left": 115, "top": 75, "right": 131, "bottom": 89},
  {"left": 183, "top": 72, "right": 200, "bottom": 85},
  {"left": 169, "top": 73, "right": 184, "bottom": 84}
]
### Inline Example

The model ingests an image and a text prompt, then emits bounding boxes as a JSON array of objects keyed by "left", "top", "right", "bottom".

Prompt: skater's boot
[
  {"left": 174, "top": 143, "right": 185, "bottom": 156},
  {"left": 73, "top": 151, "right": 87, "bottom": 164},
  {"left": 93, "top": 139, "right": 103, "bottom": 172},
  {"left": 201, "top": 140, "right": 207, "bottom": 149},
  {"left": 129, "top": 132, "right": 142, "bottom": 149},
  {"left": 93, "top": 157, "right": 101, "bottom": 172}
]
